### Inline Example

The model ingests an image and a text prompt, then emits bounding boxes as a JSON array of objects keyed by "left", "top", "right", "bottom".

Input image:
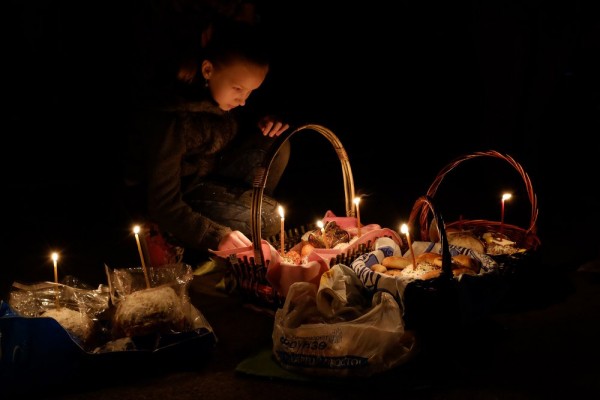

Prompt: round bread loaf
[
  {"left": 371, "top": 263, "right": 388, "bottom": 273},
  {"left": 447, "top": 232, "right": 485, "bottom": 253}
]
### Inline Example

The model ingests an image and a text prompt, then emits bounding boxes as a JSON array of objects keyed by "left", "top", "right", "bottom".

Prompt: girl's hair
[{"left": 203, "top": 19, "right": 272, "bottom": 68}]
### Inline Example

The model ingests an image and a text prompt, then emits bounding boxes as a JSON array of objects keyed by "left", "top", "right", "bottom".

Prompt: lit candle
[
  {"left": 500, "top": 192, "right": 512, "bottom": 229},
  {"left": 278, "top": 205, "right": 285, "bottom": 256},
  {"left": 317, "top": 220, "right": 327, "bottom": 249},
  {"left": 353, "top": 197, "right": 362, "bottom": 237},
  {"left": 401, "top": 224, "right": 417, "bottom": 270},
  {"left": 133, "top": 225, "right": 151, "bottom": 288},
  {"left": 51, "top": 252, "right": 60, "bottom": 308}
]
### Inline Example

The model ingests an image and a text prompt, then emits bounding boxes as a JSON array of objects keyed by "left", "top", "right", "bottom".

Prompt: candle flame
[
  {"left": 133, "top": 225, "right": 141, "bottom": 234},
  {"left": 278, "top": 205, "right": 284, "bottom": 219},
  {"left": 317, "top": 220, "right": 324, "bottom": 230},
  {"left": 353, "top": 197, "right": 361, "bottom": 205},
  {"left": 51, "top": 252, "right": 59, "bottom": 262},
  {"left": 400, "top": 224, "right": 408, "bottom": 235},
  {"left": 502, "top": 193, "right": 512, "bottom": 201}
]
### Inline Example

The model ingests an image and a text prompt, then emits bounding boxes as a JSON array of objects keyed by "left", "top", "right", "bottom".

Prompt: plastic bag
[{"left": 272, "top": 264, "right": 418, "bottom": 377}]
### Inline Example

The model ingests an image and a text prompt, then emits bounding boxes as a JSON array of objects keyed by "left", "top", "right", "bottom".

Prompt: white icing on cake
[{"left": 398, "top": 262, "right": 439, "bottom": 280}]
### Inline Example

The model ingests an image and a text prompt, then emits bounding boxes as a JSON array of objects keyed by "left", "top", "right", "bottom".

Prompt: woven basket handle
[
  {"left": 250, "top": 124, "right": 356, "bottom": 265},
  {"left": 409, "top": 195, "right": 453, "bottom": 277},
  {"left": 418, "top": 150, "right": 539, "bottom": 241}
]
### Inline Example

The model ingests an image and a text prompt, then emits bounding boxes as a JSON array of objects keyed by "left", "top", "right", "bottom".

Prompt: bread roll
[
  {"left": 385, "top": 269, "right": 403, "bottom": 277},
  {"left": 371, "top": 263, "right": 387, "bottom": 273},
  {"left": 452, "top": 267, "right": 477, "bottom": 277},
  {"left": 431, "top": 253, "right": 480, "bottom": 273},
  {"left": 301, "top": 243, "right": 315, "bottom": 257},
  {"left": 421, "top": 269, "right": 442, "bottom": 280},
  {"left": 382, "top": 256, "right": 412, "bottom": 269},
  {"left": 451, "top": 254, "right": 480, "bottom": 273},
  {"left": 416, "top": 252, "right": 442, "bottom": 266}
]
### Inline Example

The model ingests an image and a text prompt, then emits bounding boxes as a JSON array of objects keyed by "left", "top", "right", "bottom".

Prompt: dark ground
[{"left": 2, "top": 1, "right": 600, "bottom": 398}]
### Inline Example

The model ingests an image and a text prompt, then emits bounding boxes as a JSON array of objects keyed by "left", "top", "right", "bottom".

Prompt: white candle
[
  {"left": 51, "top": 252, "right": 60, "bottom": 308},
  {"left": 133, "top": 225, "right": 151, "bottom": 288},
  {"left": 278, "top": 205, "right": 285, "bottom": 256},
  {"left": 353, "top": 197, "right": 362, "bottom": 237},
  {"left": 401, "top": 224, "right": 417, "bottom": 270},
  {"left": 501, "top": 192, "right": 512, "bottom": 228}
]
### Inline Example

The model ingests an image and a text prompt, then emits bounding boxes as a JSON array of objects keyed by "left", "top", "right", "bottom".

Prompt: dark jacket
[{"left": 126, "top": 91, "right": 238, "bottom": 251}]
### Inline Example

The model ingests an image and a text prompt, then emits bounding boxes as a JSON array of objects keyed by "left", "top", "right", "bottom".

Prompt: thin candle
[
  {"left": 500, "top": 192, "right": 512, "bottom": 229},
  {"left": 401, "top": 224, "right": 417, "bottom": 270},
  {"left": 278, "top": 205, "right": 285, "bottom": 256},
  {"left": 353, "top": 197, "right": 362, "bottom": 237},
  {"left": 51, "top": 252, "right": 60, "bottom": 308},
  {"left": 133, "top": 225, "right": 151, "bottom": 289}
]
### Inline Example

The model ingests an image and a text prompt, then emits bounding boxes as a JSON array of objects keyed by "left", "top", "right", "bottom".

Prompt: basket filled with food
[
  {"left": 210, "top": 124, "right": 402, "bottom": 308},
  {"left": 415, "top": 150, "right": 541, "bottom": 276},
  {"left": 350, "top": 195, "right": 505, "bottom": 331}
]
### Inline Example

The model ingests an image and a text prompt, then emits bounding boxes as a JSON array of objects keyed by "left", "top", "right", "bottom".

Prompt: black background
[{"left": 3, "top": 1, "right": 599, "bottom": 288}]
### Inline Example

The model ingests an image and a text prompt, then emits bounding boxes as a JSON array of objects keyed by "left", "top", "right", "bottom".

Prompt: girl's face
[{"left": 202, "top": 59, "right": 269, "bottom": 111}]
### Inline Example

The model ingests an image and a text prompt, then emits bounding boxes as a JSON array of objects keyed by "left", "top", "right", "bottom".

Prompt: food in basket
[
  {"left": 303, "top": 221, "right": 351, "bottom": 249},
  {"left": 112, "top": 285, "right": 187, "bottom": 337},
  {"left": 42, "top": 307, "right": 95, "bottom": 343},
  {"left": 448, "top": 254, "right": 481, "bottom": 277},
  {"left": 300, "top": 243, "right": 315, "bottom": 257},
  {"left": 482, "top": 231, "right": 522, "bottom": 255},
  {"left": 371, "top": 263, "right": 388, "bottom": 273},
  {"left": 382, "top": 255, "right": 412, "bottom": 269},
  {"left": 398, "top": 252, "right": 442, "bottom": 280},
  {"left": 383, "top": 252, "right": 481, "bottom": 280},
  {"left": 446, "top": 228, "right": 524, "bottom": 256},
  {"left": 281, "top": 249, "right": 302, "bottom": 265},
  {"left": 447, "top": 230, "right": 486, "bottom": 253}
]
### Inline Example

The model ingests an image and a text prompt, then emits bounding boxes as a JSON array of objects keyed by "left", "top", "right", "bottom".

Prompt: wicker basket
[
  {"left": 404, "top": 195, "right": 513, "bottom": 330},
  {"left": 415, "top": 150, "right": 541, "bottom": 259},
  {"left": 226, "top": 124, "right": 362, "bottom": 308},
  {"left": 402, "top": 151, "right": 544, "bottom": 321}
]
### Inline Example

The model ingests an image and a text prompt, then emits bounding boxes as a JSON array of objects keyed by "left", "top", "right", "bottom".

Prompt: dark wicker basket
[
  {"left": 402, "top": 195, "right": 515, "bottom": 334},
  {"left": 403, "top": 151, "right": 544, "bottom": 328}
]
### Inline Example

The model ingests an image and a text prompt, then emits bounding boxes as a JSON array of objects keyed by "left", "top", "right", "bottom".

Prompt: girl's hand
[
  {"left": 218, "top": 230, "right": 252, "bottom": 251},
  {"left": 258, "top": 115, "right": 289, "bottom": 137}
]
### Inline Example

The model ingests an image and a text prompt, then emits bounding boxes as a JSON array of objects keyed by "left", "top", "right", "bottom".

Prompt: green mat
[
  {"left": 235, "top": 347, "right": 343, "bottom": 383},
  {"left": 235, "top": 348, "right": 312, "bottom": 381}
]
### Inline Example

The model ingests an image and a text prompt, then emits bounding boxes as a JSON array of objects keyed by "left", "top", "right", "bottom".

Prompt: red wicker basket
[{"left": 415, "top": 150, "right": 541, "bottom": 254}]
